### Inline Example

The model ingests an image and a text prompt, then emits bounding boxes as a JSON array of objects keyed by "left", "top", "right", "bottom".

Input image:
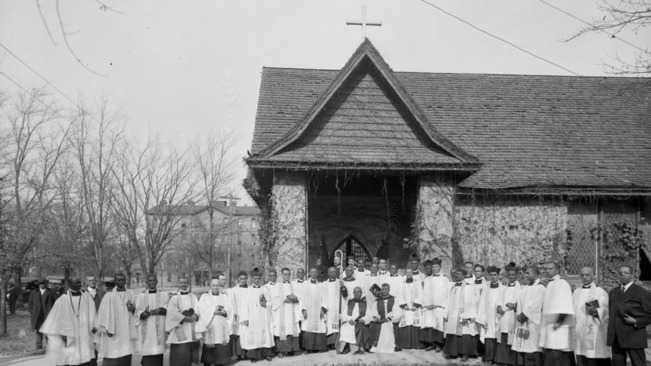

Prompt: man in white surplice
[
  {"left": 512, "top": 265, "right": 545, "bottom": 366},
  {"left": 165, "top": 277, "right": 201, "bottom": 366},
  {"left": 421, "top": 258, "right": 449, "bottom": 353},
  {"left": 444, "top": 268, "right": 479, "bottom": 362},
  {"left": 573, "top": 267, "right": 610, "bottom": 366},
  {"left": 322, "top": 267, "right": 349, "bottom": 350},
  {"left": 338, "top": 287, "right": 371, "bottom": 354},
  {"left": 301, "top": 268, "right": 328, "bottom": 352},
  {"left": 239, "top": 269, "right": 274, "bottom": 362},
  {"left": 476, "top": 266, "right": 502, "bottom": 363},
  {"left": 539, "top": 261, "right": 575, "bottom": 366},
  {"left": 495, "top": 265, "right": 521, "bottom": 366},
  {"left": 196, "top": 274, "right": 233, "bottom": 366},
  {"left": 266, "top": 268, "right": 301, "bottom": 356},
  {"left": 96, "top": 273, "right": 138, "bottom": 366},
  {"left": 368, "top": 283, "right": 403, "bottom": 353},
  {"left": 40, "top": 277, "right": 97, "bottom": 366},
  {"left": 134, "top": 274, "right": 168, "bottom": 366},
  {"left": 228, "top": 270, "right": 249, "bottom": 360}
]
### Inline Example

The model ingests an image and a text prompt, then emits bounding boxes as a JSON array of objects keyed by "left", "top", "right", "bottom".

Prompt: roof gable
[{"left": 249, "top": 39, "right": 478, "bottom": 168}]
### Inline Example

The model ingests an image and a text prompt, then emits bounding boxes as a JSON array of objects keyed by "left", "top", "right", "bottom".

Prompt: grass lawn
[{"left": 0, "top": 309, "right": 38, "bottom": 357}]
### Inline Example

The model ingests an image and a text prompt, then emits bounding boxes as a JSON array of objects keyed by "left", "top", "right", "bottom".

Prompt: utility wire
[
  {"left": 0, "top": 70, "right": 63, "bottom": 116},
  {"left": 418, "top": 0, "right": 582, "bottom": 76},
  {"left": 538, "top": 0, "right": 649, "bottom": 55},
  {"left": 0, "top": 41, "right": 86, "bottom": 112}
]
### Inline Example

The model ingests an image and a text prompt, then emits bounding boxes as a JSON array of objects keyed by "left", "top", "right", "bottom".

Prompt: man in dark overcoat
[
  {"left": 27, "top": 278, "right": 55, "bottom": 350},
  {"left": 607, "top": 265, "right": 651, "bottom": 366}
]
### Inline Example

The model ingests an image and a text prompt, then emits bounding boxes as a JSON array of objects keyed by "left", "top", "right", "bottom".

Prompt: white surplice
[
  {"left": 40, "top": 291, "right": 97, "bottom": 366},
  {"left": 165, "top": 292, "right": 200, "bottom": 344},
  {"left": 445, "top": 282, "right": 478, "bottom": 336},
  {"left": 476, "top": 282, "right": 501, "bottom": 342},
  {"left": 539, "top": 275, "right": 574, "bottom": 351},
  {"left": 421, "top": 273, "right": 450, "bottom": 333},
  {"left": 134, "top": 290, "right": 168, "bottom": 355},
  {"left": 301, "top": 281, "right": 327, "bottom": 333},
  {"left": 498, "top": 282, "right": 521, "bottom": 344},
  {"left": 228, "top": 285, "right": 248, "bottom": 337},
  {"left": 96, "top": 288, "right": 138, "bottom": 361},
  {"left": 322, "top": 279, "right": 345, "bottom": 336},
  {"left": 239, "top": 285, "right": 274, "bottom": 350},
  {"left": 572, "top": 283, "right": 610, "bottom": 358},
  {"left": 354, "top": 269, "right": 370, "bottom": 284},
  {"left": 266, "top": 282, "right": 300, "bottom": 338},
  {"left": 369, "top": 296, "right": 403, "bottom": 353},
  {"left": 339, "top": 300, "right": 370, "bottom": 345},
  {"left": 399, "top": 280, "right": 422, "bottom": 328},
  {"left": 512, "top": 279, "right": 545, "bottom": 353},
  {"left": 292, "top": 279, "right": 308, "bottom": 321},
  {"left": 196, "top": 291, "right": 233, "bottom": 345},
  {"left": 385, "top": 275, "right": 405, "bottom": 297}
]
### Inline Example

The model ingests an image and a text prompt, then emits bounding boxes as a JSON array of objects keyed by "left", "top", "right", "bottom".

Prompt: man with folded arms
[
  {"left": 197, "top": 273, "right": 232, "bottom": 366},
  {"left": 166, "top": 277, "right": 201, "bottom": 366},
  {"left": 134, "top": 274, "right": 168, "bottom": 366},
  {"left": 477, "top": 266, "right": 502, "bottom": 364},
  {"left": 573, "top": 267, "right": 609, "bottom": 366},
  {"left": 266, "top": 268, "right": 301, "bottom": 357}
]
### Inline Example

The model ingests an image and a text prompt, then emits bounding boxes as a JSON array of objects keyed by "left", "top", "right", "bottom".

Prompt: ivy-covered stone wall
[
  {"left": 453, "top": 198, "right": 568, "bottom": 268},
  {"left": 271, "top": 172, "right": 307, "bottom": 273}
]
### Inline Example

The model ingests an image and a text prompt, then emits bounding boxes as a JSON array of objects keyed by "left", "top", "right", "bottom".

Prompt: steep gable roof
[
  {"left": 249, "top": 67, "right": 651, "bottom": 190},
  {"left": 248, "top": 39, "right": 478, "bottom": 170}
]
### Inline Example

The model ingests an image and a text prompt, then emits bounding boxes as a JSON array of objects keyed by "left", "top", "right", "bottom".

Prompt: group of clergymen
[{"left": 33, "top": 255, "right": 651, "bottom": 366}]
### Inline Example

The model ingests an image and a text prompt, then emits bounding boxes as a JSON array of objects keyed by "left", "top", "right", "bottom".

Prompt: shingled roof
[{"left": 248, "top": 40, "right": 651, "bottom": 191}]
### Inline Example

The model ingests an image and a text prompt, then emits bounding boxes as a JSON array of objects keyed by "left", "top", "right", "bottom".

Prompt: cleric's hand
[{"left": 623, "top": 314, "right": 637, "bottom": 326}]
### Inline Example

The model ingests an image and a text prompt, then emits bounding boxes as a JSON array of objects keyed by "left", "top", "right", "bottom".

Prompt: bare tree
[
  {"left": 112, "top": 135, "right": 198, "bottom": 276},
  {"left": 186, "top": 131, "right": 237, "bottom": 277},
  {"left": 0, "top": 89, "right": 71, "bottom": 336},
  {"left": 566, "top": 0, "right": 651, "bottom": 74}
]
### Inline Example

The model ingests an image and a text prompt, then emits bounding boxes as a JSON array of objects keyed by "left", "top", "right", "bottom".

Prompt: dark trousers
[
  {"left": 611, "top": 338, "right": 645, "bottom": 366},
  {"left": 542, "top": 348, "right": 576, "bottom": 366},
  {"left": 35, "top": 331, "right": 44, "bottom": 349},
  {"left": 8, "top": 299, "right": 16, "bottom": 315}
]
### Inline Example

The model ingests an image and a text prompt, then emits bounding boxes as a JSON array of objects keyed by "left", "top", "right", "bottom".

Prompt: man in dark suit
[
  {"left": 607, "top": 264, "right": 651, "bottom": 366},
  {"left": 27, "top": 278, "right": 55, "bottom": 350}
]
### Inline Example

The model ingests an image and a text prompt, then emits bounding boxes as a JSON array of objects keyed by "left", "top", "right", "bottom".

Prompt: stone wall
[
  {"left": 453, "top": 198, "right": 568, "bottom": 268},
  {"left": 271, "top": 172, "right": 307, "bottom": 273},
  {"left": 414, "top": 176, "right": 456, "bottom": 273}
]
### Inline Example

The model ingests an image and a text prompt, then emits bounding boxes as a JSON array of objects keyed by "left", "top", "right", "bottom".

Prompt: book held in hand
[{"left": 585, "top": 299, "right": 599, "bottom": 308}]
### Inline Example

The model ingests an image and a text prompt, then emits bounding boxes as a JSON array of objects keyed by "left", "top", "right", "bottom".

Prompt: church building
[{"left": 244, "top": 39, "right": 651, "bottom": 280}]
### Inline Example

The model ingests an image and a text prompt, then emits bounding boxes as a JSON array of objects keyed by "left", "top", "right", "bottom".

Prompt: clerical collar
[
  {"left": 344, "top": 277, "right": 354, "bottom": 281},
  {"left": 239, "top": 284, "right": 248, "bottom": 288},
  {"left": 490, "top": 283, "right": 499, "bottom": 288},
  {"left": 475, "top": 278, "right": 483, "bottom": 284},
  {"left": 282, "top": 281, "right": 290, "bottom": 284},
  {"left": 379, "top": 270, "right": 387, "bottom": 275},
  {"left": 508, "top": 282, "right": 516, "bottom": 287},
  {"left": 432, "top": 273, "right": 440, "bottom": 277},
  {"left": 582, "top": 283, "right": 593, "bottom": 289},
  {"left": 328, "top": 278, "right": 336, "bottom": 282},
  {"left": 357, "top": 269, "right": 365, "bottom": 272},
  {"left": 268, "top": 282, "right": 276, "bottom": 286},
  {"left": 179, "top": 291, "right": 189, "bottom": 295},
  {"left": 406, "top": 278, "right": 413, "bottom": 283},
  {"left": 413, "top": 270, "right": 420, "bottom": 275},
  {"left": 70, "top": 290, "right": 81, "bottom": 296},
  {"left": 252, "top": 285, "right": 260, "bottom": 288},
  {"left": 310, "top": 279, "right": 317, "bottom": 284},
  {"left": 370, "top": 274, "right": 377, "bottom": 277},
  {"left": 116, "top": 287, "right": 126, "bottom": 292},
  {"left": 351, "top": 297, "right": 365, "bottom": 303},
  {"left": 297, "top": 279, "right": 305, "bottom": 283},
  {"left": 390, "top": 274, "right": 398, "bottom": 277},
  {"left": 455, "top": 281, "right": 463, "bottom": 287},
  {"left": 148, "top": 289, "right": 157, "bottom": 293},
  {"left": 549, "top": 275, "right": 560, "bottom": 282}
]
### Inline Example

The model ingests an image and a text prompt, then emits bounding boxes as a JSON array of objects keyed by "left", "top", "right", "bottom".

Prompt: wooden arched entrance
[{"left": 331, "top": 234, "right": 372, "bottom": 265}]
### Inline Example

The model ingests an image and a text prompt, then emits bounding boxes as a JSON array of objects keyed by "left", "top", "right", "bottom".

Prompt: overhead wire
[{"left": 417, "top": 0, "right": 582, "bottom": 76}]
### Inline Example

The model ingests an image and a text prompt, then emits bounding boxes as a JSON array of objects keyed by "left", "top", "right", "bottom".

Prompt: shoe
[
  {"left": 395, "top": 347, "right": 402, "bottom": 352},
  {"left": 251, "top": 359, "right": 257, "bottom": 363},
  {"left": 425, "top": 345, "right": 436, "bottom": 351},
  {"left": 461, "top": 355, "right": 469, "bottom": 362},
  {"left": 278, "top": 353, "right": 285, "bottom": 358},
  {"left": 266, "top": 356, "right": 273, "bottom": 361},
  {"left": 354, "top": 350, "right": 365, "bottom": 355},
  {"left": 435, "top": 346, "right": 442, "bottom": 353}
]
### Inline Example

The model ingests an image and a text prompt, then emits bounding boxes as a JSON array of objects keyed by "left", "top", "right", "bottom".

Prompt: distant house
[
  {"left": 245, "top": 39, "right": 650, "bottom": 282},
  {"left": 147, "top": 199, "right": 260, "bottom": 287}
]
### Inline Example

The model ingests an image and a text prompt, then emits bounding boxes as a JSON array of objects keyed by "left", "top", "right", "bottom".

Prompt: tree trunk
[{"left": 0, "top": 281, "right": 7, "bottom": 336}]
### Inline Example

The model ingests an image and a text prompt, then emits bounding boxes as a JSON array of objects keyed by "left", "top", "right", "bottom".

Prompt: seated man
[
  {"left": 368, "top": 283, "right": 403, "bottom": 353},
  {"left": 338, "top": 287, "right": 371, "bottom": 354}
]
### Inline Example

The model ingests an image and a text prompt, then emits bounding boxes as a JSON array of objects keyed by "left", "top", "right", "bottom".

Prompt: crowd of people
[{"left": 26, "top": 255, "right": 651, "bottom": 366}]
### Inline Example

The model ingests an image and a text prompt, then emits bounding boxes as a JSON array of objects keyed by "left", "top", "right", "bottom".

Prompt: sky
[{"left": 1, "top": 0, "right": 649, "bottom": 205}]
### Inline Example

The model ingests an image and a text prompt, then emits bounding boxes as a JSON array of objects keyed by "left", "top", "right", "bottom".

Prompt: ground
[{"left": 0, "top": 309, "right": 36, "bottom": 358}]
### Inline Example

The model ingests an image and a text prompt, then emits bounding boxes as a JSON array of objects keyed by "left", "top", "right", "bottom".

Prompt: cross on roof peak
[{"left": 346, "top": 5, "right": 382, "bottom": 41}]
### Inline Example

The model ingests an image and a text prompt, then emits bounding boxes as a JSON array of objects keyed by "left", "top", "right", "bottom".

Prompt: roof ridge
[{"left": 251, "top": 38, "right": 479, "bottom": 165}]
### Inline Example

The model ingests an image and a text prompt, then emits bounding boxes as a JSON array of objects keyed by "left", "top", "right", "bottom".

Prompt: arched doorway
[{"left": 331, "top": 234, "right": 372, "bottom": 265}]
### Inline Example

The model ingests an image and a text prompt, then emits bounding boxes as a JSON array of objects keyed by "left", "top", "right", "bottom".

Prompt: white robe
[
  {"left": 40, "top": 291, "right": 97, "bottom": 366},
  {"left": 476, "top": 283, "right": 502, "bottom": 342},
  {"left": 165, "top": 292, "right": 200, "bottom": 344},
  {"left": 292, "top": 279, "right": 308, "bottom": 321},
  {"left": 385, "top": 275, "right": 405, "bottom": 297},
  {"left": 266, "top": 282, "right": 300, "bottom": 338},
  {"left": 369, "top": 296, "right": 403, "bottom": 353},
  {"left": 572, "top": 284, "right": 610, "bottom": 358},
  {"left": 539, "top": 275, "right": 574, "bottom": 351},
  {"left": 498, "top": 282, "right": 521, "bottom": 344},
  {"left": 134, "top": 290, "right": 168, "bottom": 355},
  {"left": 339, "top": 300, "right": 370, "bottom": 345},
  {"left": 421, "top": 274, "right": 450, "bottom": 332},
  {"left": 322, "top": 279, "right": 345, "bottom": 336},
  {"left": 301, "top": 281, "right": 327, "bottom": 333},
  {"left": 196, "top": 291, "right": 233, "bottom": 345},
  {"left": 512, "top": 280, "right": 545, "bottom": 353},
  {"left": 445, "top": 282, "right": 478, "bottom": 336},
  {"left": 354, "top": 269, "right": 370, "bottom": 283},
  {"left": 239, "top": 286, "right": 274, "bottom": 349},
  {"left": 96, "top": 289, "right": 138, "bottom": 360},
  {"left": 228, "top": 285, "right": 248, "bottom": 336},
  {"left": 399, "top": 280, "right": 422, "bottom": 328}
]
